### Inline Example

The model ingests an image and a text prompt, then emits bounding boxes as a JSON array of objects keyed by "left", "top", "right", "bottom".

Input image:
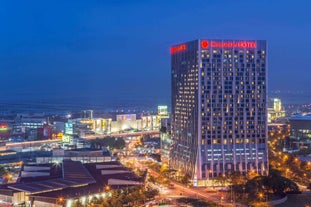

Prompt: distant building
[
  {"left": 53, "top": 121, "right": 65, "bottom": 133},
  {"left": 160, "top": 118, "right": 171, "bottom": 164},
  {"left": 15, "top": 113, "right": 47, "bottom": 129},
  {"left": 62, "top": 121, "right": 75, "bottom": 143},
  {"left": 11, "top": 113, "right": 50, "bottom": 141},
  {"left": 68, "top": 112, "right": 161, "bottom": 136},
  {"left": 158, "top": 105, "right": 169, "bottom": 117},
  {"left": 268, "top": 98, "right": 286, "bottom": 123},
  {"left": 81, "top": 110, "right": 93, "bottom": 119},
  {"left": 141, "top": 114, "right": 158, "bottom": 130},
  {"left": 0, "top": 123, "right": 11, "bottom": 139},
  {"left": 112, "top": 114, "right": 140, "bottom": 132},
  {"left": 290, "top": 114, "right": 311, "bottom": 140}
]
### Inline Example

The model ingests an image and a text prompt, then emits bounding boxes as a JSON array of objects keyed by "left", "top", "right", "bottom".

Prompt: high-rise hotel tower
[{"left": 170, "top": 39, "right": 268, "bottom": 186}]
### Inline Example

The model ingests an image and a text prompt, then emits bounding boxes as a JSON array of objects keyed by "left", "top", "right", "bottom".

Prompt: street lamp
[
  {"left": 286, "top": 168, "right": 290, "bottom": 177},
  {"left": 220, "top": 193, "right": 224, "bottom": 205},
  {"left": 208, "top": 170, "right": 214, "bottom": 189},
  {"left": 57, "top": 197, "right": 64, "bottom": 207},
  {"left": 302, "top": 173, "right": 307, "bottom": 183},
  {"left": 258, "top": 192, "right": 268, "bottom": 206},
  {"left": 6, "top": 174, "right": 12, "bottom": 179},
  {"left": 258, "top": 192, "right": 264, "bottom": 201},
  {"left": 230, "top": 184, "right": 235, "bottom": 205}
]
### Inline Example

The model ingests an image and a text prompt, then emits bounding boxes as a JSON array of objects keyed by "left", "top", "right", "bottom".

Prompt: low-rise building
[
  {"left": 289, "top": 114, "right": 311, "bottom": 149},
  {"left": 0, "top": 159, "right": 142, "bottom": 207},
  {"left": 290, "top": 114, "right": 311, "bottom": 140}
]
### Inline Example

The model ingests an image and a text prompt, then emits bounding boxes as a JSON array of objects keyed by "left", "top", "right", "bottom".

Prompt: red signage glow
[
  {"left": 170, "top": 44, "right": 187, "bottom": 54},
  {"left": 201, "top": 40, "right": 209, "bottom": 49},
  {"left": 201, "top": 40, "right": 257, "bottom": 49}
]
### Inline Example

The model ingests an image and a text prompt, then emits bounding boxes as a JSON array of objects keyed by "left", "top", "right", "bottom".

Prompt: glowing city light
[
  {"left": 170, "top": 44, "right": 187, "bottom": 54},
  {"left": 201, "top": 40, "right": 257, "bottom": 49}
]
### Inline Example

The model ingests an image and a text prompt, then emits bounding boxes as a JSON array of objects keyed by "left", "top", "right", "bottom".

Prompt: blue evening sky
[{"left": 0, "top": 0, "right": 310, "bottom": 105}]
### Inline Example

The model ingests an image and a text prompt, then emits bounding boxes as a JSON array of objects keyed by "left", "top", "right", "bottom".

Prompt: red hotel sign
[
  {"left": 170, "top": 40, "right": 257, "bottom": 54},
  {"left": 170, "top": 44, "right": 187, "bottom": 54},
  {"left": 201, "top": 40, "right": 256, "bottom": 49}
]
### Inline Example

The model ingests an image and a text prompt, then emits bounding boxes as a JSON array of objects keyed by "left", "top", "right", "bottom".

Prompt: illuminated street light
[
  {"left": 57, "top": 197, "right": 64, "bottom": 205},
  {"left": 301, "top": 173, "right": 307, "bottom": 183},
  {"left": 258, "top": 192, "right": 264, "bottom": 200},
  {"left": 286, "top": 168, "right": 290, "bottom": 177}
]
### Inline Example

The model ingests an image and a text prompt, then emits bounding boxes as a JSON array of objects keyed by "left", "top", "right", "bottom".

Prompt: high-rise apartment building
[{"left": 170, "top": 39, "right": 268, "bottom": 186}]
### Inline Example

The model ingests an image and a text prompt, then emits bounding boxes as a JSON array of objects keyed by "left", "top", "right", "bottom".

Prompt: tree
[
  {"left": 263, "top": 169, "right": 299, "bottom": 195},
  {"left": 230, "top": 171, "right": 247, "bottom": 185},
  {"left": 148, "top": 175, "right": 157, "bottom": 184},
  {"left": 246, "top": 169, "right": 299, "bottom": 200},
  {"left": 180, "top": 174, "right": 191, "bottom": 185},
  {"left": 159, "top": 164, "right": 169, "bottom": 175},
  {"left": 245, "top": 176, "right": 266, "bottom": 200},
  {"left": 102, "top": 200, "right": 110, "bottom": 207},
  {"left": 109, "top": 198, "right": 122, "bottom": 207},
  {"left": 144, "top": 187, "right": 159, "bottom": 200},
  {"left": 247, "top": 170, "right": 259, "bottom": 180}
]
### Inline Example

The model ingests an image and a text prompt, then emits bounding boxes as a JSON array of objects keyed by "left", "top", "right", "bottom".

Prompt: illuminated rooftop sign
[
  {"left": 170, "top": 40, "right": 257, "bottom": 55},
  {"left": 201, "top": 40, "right": 257, "bottom": 49},
  {"left": 0, "top": 124, "right": 8, "bottom": 131},
  {"left": 170, "top": 44, "right": 187, "bottom": 54}
]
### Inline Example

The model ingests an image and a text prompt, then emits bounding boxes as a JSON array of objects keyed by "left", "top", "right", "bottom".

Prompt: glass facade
[{"left": 170, "top": 39, "right": 269, "bottom": 185}]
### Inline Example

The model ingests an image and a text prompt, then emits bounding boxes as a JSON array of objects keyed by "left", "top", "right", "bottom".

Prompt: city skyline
[
  {"left": 0, "top": 1, "right": 310, "bottom": 206},
  {"left": 0, "top": 0, "right": 311, "bottom": 105}
]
